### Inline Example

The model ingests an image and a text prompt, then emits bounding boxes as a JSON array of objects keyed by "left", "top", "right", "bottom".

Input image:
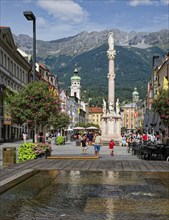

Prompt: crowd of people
[
  {"left": 73, "top": 130, "right": 115, "bottom": 157},
  {"left": 121, "top": 131, "right": 162, "bottom": 147}
]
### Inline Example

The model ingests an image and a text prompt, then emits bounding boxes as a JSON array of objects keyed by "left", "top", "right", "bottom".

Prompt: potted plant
[
  {"left": 37, "top": 143, "right": 52, "bottom": 158},
  {"left": 56, "top": 136, "right": 65, "bottom": 145}
]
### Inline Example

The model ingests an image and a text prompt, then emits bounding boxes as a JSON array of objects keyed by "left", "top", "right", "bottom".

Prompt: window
[
  {"left": 0, "top": 50, "right": 3, "bottom": 65},
  {"left": 7, "top": 57, "right": 10, "bottom": 70},
  {"left": 17, "top": 66, "right": 19, "bottom": 78},
  {"left": 14, "top": 63, "right": 16, "bottom": 76},
  {"left": 23, "top": 71, "right": 25, "bottom": 83},
  {"left": 4, "top": 54, "right": 6, "bottom": 68},
  {"left": 11, "top": 60, "right": 13, "bottom": 73},
  {"left": 20, "top": 68, "right": 22, "bottom": 81}
]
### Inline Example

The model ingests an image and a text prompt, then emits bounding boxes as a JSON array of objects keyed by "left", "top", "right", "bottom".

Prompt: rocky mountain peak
[{"left": 13, "top": 29, "right": 169, "bottom": 57}]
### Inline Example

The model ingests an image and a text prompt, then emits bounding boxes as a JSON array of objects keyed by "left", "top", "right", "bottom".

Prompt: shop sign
[{"left": 4, "top": 114, "right": 11, "bottom": 125}]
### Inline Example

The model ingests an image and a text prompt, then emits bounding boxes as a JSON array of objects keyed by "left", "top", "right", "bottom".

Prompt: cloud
[
  {"left": 161, "top": 0, "right": 169, "bottom": 5},
  {"left": 36, "top": 0, "right": 88, "bottom": 24},
  {"left": 37, "top": 17, "right": 47, "bottom": 27},
  {"left": 23, "top": 0, "right": 33, "bottom": 3},
  {"left": 128, "top": 0, "right": 158, "bottom": 7}
]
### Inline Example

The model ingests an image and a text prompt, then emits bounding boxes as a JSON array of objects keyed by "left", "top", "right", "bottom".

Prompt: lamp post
[{"left": 23, "top": 11, "right": 36, "bottom": 81}]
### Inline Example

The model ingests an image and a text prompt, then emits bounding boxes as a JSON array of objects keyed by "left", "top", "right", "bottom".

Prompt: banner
[
  {"left": 3, "top": 102, "right": 11, "bottom": 125},
  {"left": 4, "top": 114, "right": 11, "bottom": 125}
]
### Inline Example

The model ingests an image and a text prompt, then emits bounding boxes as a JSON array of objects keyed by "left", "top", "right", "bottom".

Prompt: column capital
[
  {"left": 107, "top": 74, "right": 116, "bottom": 79},
  {"left": 107, "top": 50, "right": 116, "bottom": 60}
]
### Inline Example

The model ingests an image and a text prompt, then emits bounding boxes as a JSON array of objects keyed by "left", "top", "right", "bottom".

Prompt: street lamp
[{"left": 23, "top": 11, "right": 36, "bottom": 81}]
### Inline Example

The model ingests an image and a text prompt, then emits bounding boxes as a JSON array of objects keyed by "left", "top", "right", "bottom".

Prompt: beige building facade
[
  {"left": 89, "top": 107, "right": 103, "bottom": 128},
  {"left": 0, "top": 26, "right": 31, "bottom": 142}
]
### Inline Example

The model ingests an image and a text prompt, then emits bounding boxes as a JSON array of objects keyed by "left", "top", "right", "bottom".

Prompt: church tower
[
  {"left": 132, "top": 87, "right": 139, "bottom": 102},
  {"left": 70, "top": 68, "right": 81, "bottom": 99}
]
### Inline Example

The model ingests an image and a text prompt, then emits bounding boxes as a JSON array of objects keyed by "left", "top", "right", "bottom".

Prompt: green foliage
[
  {"left": 18, "top": 142, "right": 52, "bottom": 161},
  {"left": 49, "top": 112, "right": 70, "bottom": 129},
  {"left": 74, "top": 122, "right": 99, "bottom": 128},
  {"left": 6, "top": 81, "right": 60, "bottom": 126},
  {"left": 18, "top": 142, "right": 36, "bottom": 161},
  {"left": 75, "top": 122, "right": 86, "bottom": 127},
  {"left": 56, "top": 136, "right": 64, "bottom": 145},
  {"left": 152, "top": 89, "right": 169, "bottom": 126}
]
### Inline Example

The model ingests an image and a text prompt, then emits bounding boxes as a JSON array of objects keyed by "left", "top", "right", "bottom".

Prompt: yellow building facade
[
  {"left": 122, "top": 103, "right": 136, "bottom": 131},
  {"left": 89, "top": 107, "right": 103, "bottom": 128}
]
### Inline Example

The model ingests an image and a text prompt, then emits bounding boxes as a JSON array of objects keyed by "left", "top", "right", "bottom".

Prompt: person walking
[
  {"left": 109, "top": 139, "right": 115, "bottom": 156},
  {"left": 87, "top": 130, "right": 94, "bottom": 146},
  {"left": 23, "top": 132, "right": 27, "bottom": 143},
  {"left": 93, "top": 132, "right": 102, "bottom": 156},
  {"left": 81, "top": 134, "right": 88, "bottom": 154}
]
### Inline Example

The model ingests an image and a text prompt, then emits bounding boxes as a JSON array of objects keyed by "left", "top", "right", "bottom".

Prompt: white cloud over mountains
[
  {"left": 128, "top": 0, "right": 169, "bottom": 6},
  {"left": 36, "top": 0, "right": 88, "bottom": 24}
]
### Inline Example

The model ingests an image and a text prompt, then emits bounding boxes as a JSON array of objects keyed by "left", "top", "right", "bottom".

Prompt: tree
[
  {"left": 152, "top": 89, "right": 169, "bottom": 127},
  {"left": 7, "top": 81, "right": 60, "bottom": 141},
  {"left": 74, "top": 122, "right": 99, "bottom": 128},
  {"left": 49, "top": 112, "right": 70, "bottom": 130}
]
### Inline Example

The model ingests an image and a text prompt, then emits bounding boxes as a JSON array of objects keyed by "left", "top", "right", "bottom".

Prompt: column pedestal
[{"left": 101, "top": 113, "right": 122, "bottom": 144}]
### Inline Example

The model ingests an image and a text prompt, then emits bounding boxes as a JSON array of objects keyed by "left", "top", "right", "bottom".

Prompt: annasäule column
[
  {"left": 107, "top": 32, "right": 116, "bottom": 112},
  {"left": 101, "top": 32, "right": 122, "bottom": 144}
]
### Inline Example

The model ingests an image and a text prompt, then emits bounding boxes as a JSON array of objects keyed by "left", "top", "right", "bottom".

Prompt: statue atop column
[
  {"left": 108, "top": 32, "right": 114, "bottom": 50},
  {"left": 103, "top": 98, "right": 107, "bottom": 114}
]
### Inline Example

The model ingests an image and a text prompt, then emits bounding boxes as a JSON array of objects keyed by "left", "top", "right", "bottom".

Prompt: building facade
[
  {"left": 70, "top": 68, "right": 81, "bottom": 99},
  {"left": 121, "top": 87, "right": 144, "bottom": 132},
  {"left": 146, "top": 53, "right": 169, "bottom": 110},
  {"left": 89, "top": 107, "right": 103, "bottom": 128},
  {"left": 122, "top": 103, "right": 136, "bottom": 131},
  {"left": 0, "top": 27, "right": 31, "bottom": 142}
]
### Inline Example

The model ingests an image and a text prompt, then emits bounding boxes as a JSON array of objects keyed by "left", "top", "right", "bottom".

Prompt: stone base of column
[{"left": 101, "top": 113, "right": 122, "bottom": 145}]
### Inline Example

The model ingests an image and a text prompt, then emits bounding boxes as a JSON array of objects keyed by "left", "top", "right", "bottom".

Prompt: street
[{"left": 0, "top": 139, "right": 137, "bottom": 168}]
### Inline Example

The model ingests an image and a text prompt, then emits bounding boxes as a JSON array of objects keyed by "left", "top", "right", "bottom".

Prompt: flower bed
[{"left": 18, "top": 142, "right": 52, "bottom": 161}]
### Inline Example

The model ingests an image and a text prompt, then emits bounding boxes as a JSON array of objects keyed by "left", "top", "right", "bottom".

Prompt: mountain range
[{"left": 13, "top": 29, "right": 169, "bottom": 106}]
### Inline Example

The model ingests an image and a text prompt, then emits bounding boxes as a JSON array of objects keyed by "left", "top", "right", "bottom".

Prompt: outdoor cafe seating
[{"left": 131, "top": 141, "right": 169, "bottom": 161}]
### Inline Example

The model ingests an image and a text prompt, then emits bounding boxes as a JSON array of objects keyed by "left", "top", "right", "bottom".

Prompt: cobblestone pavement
[{"left": 0, "top": 138, "right": 138, "bottom": 167}]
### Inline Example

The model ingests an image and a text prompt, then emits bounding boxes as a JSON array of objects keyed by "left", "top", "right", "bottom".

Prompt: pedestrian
[
  {"left": 57, "top": 131, "right": 61, "bottom": 137},
  {"left": 81, "top": 134, "right": 88, "bottom": 154},
  {"left": 109, "top": 139, "right": 115, "bottom": 156},
  {"left": 150, "top": 133, "right": 156, "bottom": 144},
  {"left": 121, "top": 134, "right": 126, "bottom": 146},
  {"left": 23, "top": 132, "right": 27, "bottom": 143},
  {"left": 142, "top": 132, "right": 148, "bottom": 144},
  {"left": 93, "top": 132, "right": 102, "bottom": 156},
  {"left": 87, "top": 130, "right": 94, "bottom": 146},
  {"left": 39, "top": 132, "right": 45, "bottom": 143}
]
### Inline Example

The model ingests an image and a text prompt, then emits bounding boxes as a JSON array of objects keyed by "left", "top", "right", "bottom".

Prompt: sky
[{"left": 1, "top": 0, "right": 169, "bottom": 41}]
